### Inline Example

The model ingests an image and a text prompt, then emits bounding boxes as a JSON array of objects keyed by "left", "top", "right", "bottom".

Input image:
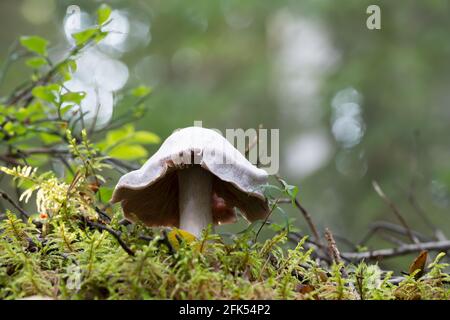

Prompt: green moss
[{"left": 0, "top": 209, "right": 449, "bottom": 300}]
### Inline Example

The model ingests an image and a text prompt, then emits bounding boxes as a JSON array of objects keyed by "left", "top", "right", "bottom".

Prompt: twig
[
  {"left": 342, "top": 240, "right": 450, "bottom": 261},
  {"left": 372, "top": 181, "right": 419, "bottom": 244},
  {"left": 325, "top": 228, "right": 360, "bottom": 299},
  {"left": 332, "top": 234, "right": 359, "bottom": 251},
  {"left": 0, "top": 189, "right": 30, "bottom": 218},
  {"left": 287, "top": 232, "right": 332, "bottom": 263},
  {"left": 275, "top": 174, "right": 323, "bottom": 248},
  {"left": 405, "top": 184, "right": 447, "bottom": 242},
  {"left": 358, "top": 220, "right": 430, "bottom": 246},
  {"left": 80, "top": 217, "right": 135, "bottom": 257},
  {"left": 94, "top": 206, "right": 112, "bottom": 223},
  {"left": 325, "top": 228, "right": 343, "bottom": 265},
  {"left": 0, "top": 155, "right": 21, "bottom": 166},
  {"left": 103, "top": 157, "right": 139, "bottom": 173},
  {"left": 119, "top": 218, "right": 131, "bottom": 226},
  {"left": 254, "top": 199, "right": 280, "bottom": 242},
  {"left": 406, "top": 187, "right": 436, "bottom": 232},
  {"left": 378, "top": 233, "right": 406, "bottom": 247}
]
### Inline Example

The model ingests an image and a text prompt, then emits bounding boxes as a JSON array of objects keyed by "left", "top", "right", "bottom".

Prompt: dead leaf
[
  {"left": 408, "top": 250, "right": 428, "bottom": 279},
  {"left": 296, "top": 284, "right": 314, "bottom": 294}
]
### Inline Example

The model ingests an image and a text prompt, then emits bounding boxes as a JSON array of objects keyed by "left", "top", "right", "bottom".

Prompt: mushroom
[{"left": 111, "top": 126, "right": 269, "bottom": 237}]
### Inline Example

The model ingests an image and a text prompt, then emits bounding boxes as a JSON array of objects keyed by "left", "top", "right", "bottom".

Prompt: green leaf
[
  {"left": 131, "top": 85, "right": 152, "bottom": 97},
  {"left": 59, "top": 104, "right": 74, "bottom": 116},
  {"left": 106, "top": 125, "right": 134, "bottom": 145},
  {"left": 278, "top": 178, "right": 299, "bottom": 204},
  {"left": 3, "top": 122, "right": 14, "bottom": 135},
  {"left": 39, "top": 132, "right": 61, "bottom": 144},
  {"left": 285, "top": 184, "right": 299, "bottom": 200},
  {"left": 98, "top": 187, "right": 113, "bottom": 202},
  {"left": 72, "top": 28, "right": 98, "bottom": 46},
  {"left": 20, "top": 36, "right": 48, "bottom": 56},
  {"left": 94, "top": 31, "right": 109, "bottom": 43},
  {"left": 32, "top": 85, "right": 60, "bottom": 104},
  {"left": 108, "top": 144, "right": 148, "bottom": 160},
  {"left": 61, "top": 92, "right": 86, "bottom": 105},
  {"left": 97, "top": 4, "right": 112, "bottom": 25},
  {"left": 25, "top": 57, "right": 48, "bottom": 69},
  {"left": 15, "top": 108, "right": 29, "bottom": 121},
  {"left": 132, "top": 131, "right": 160, "bottom": 144},
  {"left": 58, "top": 59, "right": 77, "bottom": 81}
]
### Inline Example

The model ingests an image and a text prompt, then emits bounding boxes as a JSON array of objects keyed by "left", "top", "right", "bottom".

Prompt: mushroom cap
[{"left": 111, "top": 126, "right": 269, "bottom": 227}]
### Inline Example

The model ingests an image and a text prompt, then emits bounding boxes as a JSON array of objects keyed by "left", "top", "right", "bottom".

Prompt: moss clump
[{"left": 0, "top": 211, "right": 449, "bottom": 300}]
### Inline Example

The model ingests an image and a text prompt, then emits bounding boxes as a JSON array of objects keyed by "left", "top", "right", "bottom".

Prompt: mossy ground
[{"left": 0, "top": 210, "right": 449, "bottom": 300}]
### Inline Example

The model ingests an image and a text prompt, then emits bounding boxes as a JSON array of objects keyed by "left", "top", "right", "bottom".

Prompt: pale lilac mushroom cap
[{"left": 111, "top": 126, "right": 269, "bottom": 237}]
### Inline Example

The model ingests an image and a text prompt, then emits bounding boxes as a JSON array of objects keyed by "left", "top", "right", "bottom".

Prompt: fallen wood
[{"left": 342, "top": 240, "right": 450, "bottom": 261}]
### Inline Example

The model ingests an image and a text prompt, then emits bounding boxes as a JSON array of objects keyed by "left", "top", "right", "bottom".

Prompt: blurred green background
[{"left": 1, "top": 0, "right": 450, "bottom": 269}]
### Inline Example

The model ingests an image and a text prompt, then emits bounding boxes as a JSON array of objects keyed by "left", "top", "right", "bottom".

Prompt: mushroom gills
[{"left": 178, "top": 166, "right": 213, "bottom": 238}]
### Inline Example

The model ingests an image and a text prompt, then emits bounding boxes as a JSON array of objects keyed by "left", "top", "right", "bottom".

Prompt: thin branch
[
  {"left": 358, "top": 220, "right": 430, "bottom": 246},
  {"left": 378, "top": 233, "right": 407, "bottom": 247},
  {"left": 331, "top": 234, "right": 359, "bottom": 251},
  {"left": 94, "top": 206, "right": 112, "bottom": 223},
  {"left": 406, "top": 186, "right": 436, "bottom": 232},
  {"left": 275, "top": 174, "right": 323, "bottom": 248},
  {"left": 254, "top": 198, "right": 280, "bottom": 242},
  {"left": 372, "top": 181, "right": 419, "bottom": 244},
  {"left": 287, "top": 232, "right": 332, "bottom": 263},
  {"left": 80, "top": 217, "right": 135, "bottom": 257},
  {"left": 0, "top": 155, "right": 21, "bottom": 166},
  {"left": 404, "top": 184, "right": 447, "bottom": 242},
  {"left": 104, "top": 157, "right": 139, "bottom": 172},
  {"left": 0, "top": 189, "right": 30, "bottom": 218},
  {"left": 342, "top": 240, "right": 450, "bottom": 261},
  {"left": 325, "top": 228, "right": 360, "bottom": 299},
  {"left": 325, "top": 228, "right": 343, "bottom": 265},
  {"left": 118, "top": 218, "right": 131, "bottom": 226}
]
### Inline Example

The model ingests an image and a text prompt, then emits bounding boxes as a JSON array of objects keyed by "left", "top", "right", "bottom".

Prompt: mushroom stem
[{"left": 178, "top": 166, "right": 214, "bottom": 238}]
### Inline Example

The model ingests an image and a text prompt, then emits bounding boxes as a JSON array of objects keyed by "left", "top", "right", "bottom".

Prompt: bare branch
[
  {"left": 274, "top": 174, "right": 323, "bottom": 248},
  {"left": 358, "top": 220, "right": 430, "bottom": 246},
  {"left": 342, "top": 240, "right": 450, "bottom": 261},
  {"left": 80, "top": 216, "right": 135, "bottom": 257},
  {"left": 0, "top": 189, "right": 30, "bottom": 218},
  {"left": 372, "top": 181, "right": 419, "bottom": 244},
  {"left": 254, "top": 198, "right": 280, "bottom": 242},
  {"left": 325, "top": 228, "right": 343, "bottom": 264},
  {"left": 287, "top": 232, "right": 332, "bottom": 263}
]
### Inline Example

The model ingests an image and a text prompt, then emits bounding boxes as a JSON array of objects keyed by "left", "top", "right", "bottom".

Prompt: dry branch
[
  {"left": 359, "top": 220, "right": 431, "bottom": 245},
  {"left": 325, "top": 228, "right": 343, "bottom": 264},
  {"left": 0, "top": 189, "right": 30, "bottom": 218},
  {"left": 79, "top": 216, "right": 135, "bottom": 257},
  {"left": 372, "top": 181, "right": 419, "bottom": 244},
  {"left": 342, "top": 240, "right": 450, "bottom": 261},
  {"left": 275, "top": 174, "right": 323, "bottom": 248}
]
